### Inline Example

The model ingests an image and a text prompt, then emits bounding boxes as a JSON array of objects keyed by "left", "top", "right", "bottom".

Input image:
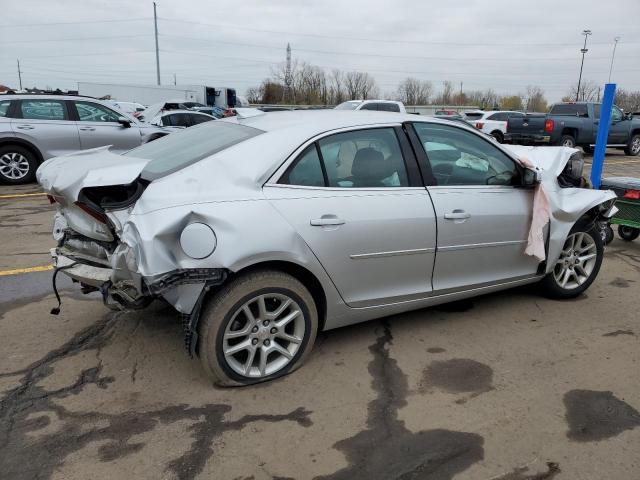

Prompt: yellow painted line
[
  {"left": 0, "top": 264, "right": 53, "bottom": 276},
  {"left": 0, "top": 192, "right": 47, "bottom": 199}
]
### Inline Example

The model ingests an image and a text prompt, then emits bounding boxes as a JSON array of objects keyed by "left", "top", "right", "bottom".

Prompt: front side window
[
  {"left": 412, "top": 122, "right": 519, "bottom": 186},
  {"left": 379, "top": 103, "right": 400, "bottom": 112},
  {"left": 611, "top": 107, "right": 624, "bottom": 122},
  {"left": 335, "top": 101, "right": 361, "bottom": 111},
  {"left": 20, "top": 100, "right": 66, "bottom": 120},
  {"left": 359, "top": 103, "right": 378, "bottom": 111},
  {"left": 0, "top": 100, "right": 11, "bottom": 117},
  {"left": 75, "top": 101, "right": 121, "bottom": 123},
  {"left": 190, "top": 114, "right": 214, "bottom": 125},
  {"left": 163, "top": 113, "right": 191, "bottom": 127}
]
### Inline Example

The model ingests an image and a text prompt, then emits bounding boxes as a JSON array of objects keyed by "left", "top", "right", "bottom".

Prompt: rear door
[
  {"left": 72, "top": 100, "right": 142, "bottom": 153},
  {"left": 264, "top": 126, "right": 437, "bottom": 307},
  {"left": 12, "top": 99, "right": 80, "bottom": 159},
  {"left": 409, "top": 121, "right": 540, "bottom": 292}
]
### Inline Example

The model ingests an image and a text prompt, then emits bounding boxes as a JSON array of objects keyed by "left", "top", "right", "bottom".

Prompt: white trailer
[{"left": 77, "top": 82, "right": 237, "bottom": 108}]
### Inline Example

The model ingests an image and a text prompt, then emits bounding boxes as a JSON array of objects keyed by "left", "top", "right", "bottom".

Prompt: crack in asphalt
[
  {"left": 0, "top": 312, "right": 313, "bottom": 480},
  {"left": 316, "top": 319, "right": 484, "bottom": 480}
]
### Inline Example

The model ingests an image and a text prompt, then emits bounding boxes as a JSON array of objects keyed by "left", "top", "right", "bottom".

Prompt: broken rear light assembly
[
  {"left": 624, "top": 189, "right": 640, "bottom": 200},
  {"left": 75, "top": 201, "right": 108, "bottom": 224}
]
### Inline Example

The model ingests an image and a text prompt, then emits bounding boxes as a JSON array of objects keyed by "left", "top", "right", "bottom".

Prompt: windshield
[
  {"left": 127, "top": 121, "right": 264, "bottom": 180},
  {"left": 335, "top": 101, "right": 362, "bottom": 110}
]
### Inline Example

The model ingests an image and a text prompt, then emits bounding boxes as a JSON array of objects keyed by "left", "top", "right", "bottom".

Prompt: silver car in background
[
  {"left": 37, "top": 111, "right": 616, "bottom": 386},
  {"left": 0, "top": 95, "right": 170, "bottom": 184}
]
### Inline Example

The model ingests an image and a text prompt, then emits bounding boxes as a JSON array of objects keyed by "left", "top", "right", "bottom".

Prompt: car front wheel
[
  {"left": 198, "top": 269, "right": 318, "bottom": 386},
  {"left": 540, "top": 223, "right": 604, "bottom": 298}
]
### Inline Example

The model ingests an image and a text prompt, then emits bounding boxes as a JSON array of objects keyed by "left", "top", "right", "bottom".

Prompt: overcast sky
[{"left": 1, "top": 0, "right": 639, "bottom": 102}]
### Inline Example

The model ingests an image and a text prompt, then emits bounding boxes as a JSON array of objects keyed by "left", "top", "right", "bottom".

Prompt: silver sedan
[{"left": 37, "top": 111, "right": 617, "bottom": 385}]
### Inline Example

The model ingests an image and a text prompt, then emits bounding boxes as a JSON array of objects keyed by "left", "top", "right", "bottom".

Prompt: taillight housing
[
  {"left": 475, "top": 122, "right": 484, "bottom": 129},
  {"left": 544, "top": 119, "right": 554, "bottom": 133},
  {"left": 47, "top": 194, "right": 57, "bottom": 204},
  {"left": 624, "top": 189, "right": 640, "bottom": 200},
  {"left": 75, "top": 201, "right": 108, "bottom": 224}
]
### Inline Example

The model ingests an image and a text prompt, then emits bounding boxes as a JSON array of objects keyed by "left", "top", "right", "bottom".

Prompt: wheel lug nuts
[
  {"left": 263, "top": 320, "right": 270, "bottom": 327},
  {"left": 252, "top": 326, "right": 259, "bottom": 333},
  {"left": 264, "top": 339, "right": 270, "bottom": 346},
  {"left": 252, "top": 338, "right": 258, "bottom": 345},
  {"left": 270, "top": 327, "right": 277, "bottom": 334}
]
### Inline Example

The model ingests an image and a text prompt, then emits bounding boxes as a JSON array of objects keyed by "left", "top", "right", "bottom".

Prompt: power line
[
  {"left": 2, "top": 34, "right": 152, "bottom": 45},
  {"left": 158, "top": 33, "right": 636, "bottom": 62},
  {"left": 158, "top": 17, "right": 640, "bottom": 47},
  {"left": 0, "top": 17, "right": 151, "bottom": 27}
]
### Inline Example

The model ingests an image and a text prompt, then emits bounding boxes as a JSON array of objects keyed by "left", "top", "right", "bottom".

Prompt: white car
[
  {"left": 148, "top": 110, "right": 215, "bottom": 129},
  {"left": 335, "top": 100, "right": 406, "bottom": 113},
  {"left": 472, "top": 111, "right": 525, "bottom": 143}
]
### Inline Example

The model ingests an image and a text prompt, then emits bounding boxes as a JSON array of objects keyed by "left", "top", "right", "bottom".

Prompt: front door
[
  {"left": 264, "top": 127, "right": 437, "bottom": 307},
  {"left": 608, "top": 106, "right": 631, "bottom": 144},
  {"left": 410, "top": 121, "right": 540, "bottom": 292},
  {"left": 72, "top": 100, "right": 142, "bottom": 153}
]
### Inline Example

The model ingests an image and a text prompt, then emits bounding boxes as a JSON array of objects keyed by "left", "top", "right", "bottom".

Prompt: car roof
[{"left": 2, "top": 94, "right": 101, "bottom": 102}]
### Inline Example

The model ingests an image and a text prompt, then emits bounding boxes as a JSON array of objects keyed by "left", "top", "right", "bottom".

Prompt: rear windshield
[
  {"left": 464, "top": 112, "right": 484, "bottom": 120},
  {"left": 549, "top": 104, "right": 589, "bottom": 117},
  {"left": 128, "top": 121, "right": 264, "bottom": 180}
]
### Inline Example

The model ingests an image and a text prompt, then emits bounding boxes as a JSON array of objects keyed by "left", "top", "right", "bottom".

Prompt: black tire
[
  {"left": 198, "top": 269, "right": 318, "bottom": 386},
  {"left": 491, "top": 131, "right": 504, "bottom": 143},
  {"left": 540, "top": 221, "right": 604, "bottom": 299},
  {"left": 604, "top": 225, "right": 615, "bottom": 245},
  {"left": 624, "top": 134, "right": 640, "bottom": 156},
  {"left": 618, "top": 225, "right": 640, "bottom": 241},
  {"left": 559, "top": 135, "right": 576, "bottom": 148},
  {"left": 0, "top": 145, "right": 39, "bottom": 184}
]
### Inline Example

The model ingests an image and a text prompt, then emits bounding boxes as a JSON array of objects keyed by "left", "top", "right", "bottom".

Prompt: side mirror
[
  {"left": 522, "top": 168, "right": 541, "bottom": 187},
  {"left": 117, "top": 117, "right": 132, "bottom": 128}
]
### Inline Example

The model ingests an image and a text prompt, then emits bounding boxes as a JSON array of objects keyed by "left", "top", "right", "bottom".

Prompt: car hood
[
  {"left": 37, "top": 146, "right": 149, "bottom": 201},
  {"left": 502, "top": 144, "right": 575, "bottom": 177}
]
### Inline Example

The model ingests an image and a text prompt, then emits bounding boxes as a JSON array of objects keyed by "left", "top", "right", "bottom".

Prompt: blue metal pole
[{"left": 591, "top": 83, "right": 616, "bottom": 189}]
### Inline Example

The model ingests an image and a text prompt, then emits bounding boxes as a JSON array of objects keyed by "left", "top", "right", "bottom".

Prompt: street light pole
[
  {"left": 153, "top": 2, "right": 161, "bottom": 86},
  {"left": 608, "top": 36, "right": 620, "bottom": 83},
  {"left": 576, "top": 29, "right": 592, "bottom": 102}
]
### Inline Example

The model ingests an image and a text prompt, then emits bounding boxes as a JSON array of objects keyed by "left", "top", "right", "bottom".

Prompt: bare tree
[
  {"left": 565, "top": 80, "right": 600, "bottom": 102},
  {"left": 615, "top": 88, "right": 640, "bottom": 113},
  {"left": 344, "top": 71, "right": 378, "bottom": 100},
  {"left": 396, "top": 77, "right": 433, "bottom": 105},
  {"left": 329, "top": 69, "right": 345, "bottom": 105},
  {"left": 245, "top": 87, "right": 261, "bottom": 104},
  {"left": 524, "top": 85, "right": 548, "bottom": 112}
]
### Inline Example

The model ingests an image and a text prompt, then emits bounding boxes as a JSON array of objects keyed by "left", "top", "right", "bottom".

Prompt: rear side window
[
  {"left": 131, "top": 121, "right": 264, "bottom": 180},
  {"left": 550, "top": 104, "right": 588, "bottom": 117},
  {"left": 279, "top": 145, "right": 325, "bottom": 187},
  {"left": 378, "top": 103, "right": 400, "bottom": 112},
  {"left": 20, "top": 100, "right": 66, "bottom": 120},
  {"left": 488, "top": 112, "right": 508, "bottom": 121},
  {"left": 190, "top": 114, "right": 213, "bottom": 125},
  {"left": 164, "top": 113, "right": 191, "bottom": 127},
  {"left": 0, "top": 100, "right": 11, "bottom": 117}
]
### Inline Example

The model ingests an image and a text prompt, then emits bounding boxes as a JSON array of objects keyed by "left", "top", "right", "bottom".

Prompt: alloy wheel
[
  {"left": 0, "top": 152, "right": 30, "bottom": 180},
  {"left": 222, "top": 293, "right": 305, "bottom": 378},
  {"left": 553, "top": 232, "right": 598, "bottom": 290},
  {"left": 631, "top": 137, "right": 640, "bottom": 155},
  {"left": 562, "top": 138, "right": 575, "bottom": 148}
]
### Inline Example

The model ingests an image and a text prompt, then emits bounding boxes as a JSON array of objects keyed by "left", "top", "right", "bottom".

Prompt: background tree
[
  {"left": 396, "top": 77, "right": 433, "bottom": 105},
  {"left": 524, "top": 85, "right": 548, "bottom": 112},
  {"left": 615, "top": 88, "right": 640, "bottom": 113},
  {"left": 344, "top": 71, "right": 378, "bottom": 100},
  {"left": 500, "top": 95, "right": 524, "bottom": 111},
  {"left": 564, "top": 80, "right": 600, "bottom": 102}
]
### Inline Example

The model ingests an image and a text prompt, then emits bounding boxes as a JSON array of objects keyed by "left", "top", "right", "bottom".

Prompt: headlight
[{"left": 180, "top": 223, "right": 217, "bottom": 259}]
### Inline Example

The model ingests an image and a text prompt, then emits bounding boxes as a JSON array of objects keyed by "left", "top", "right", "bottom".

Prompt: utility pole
[
  {"left": 608, "top": 36, "right": 620, "bottom": 83},
  {"left": 153, "top": 2, "right": 161, "bottom": 86},
  {"left": 16, "top": 59, "right": 23, "bottom": 90},
  {"left": 576, "top": 29, "right": 592, "bottom": 102}
]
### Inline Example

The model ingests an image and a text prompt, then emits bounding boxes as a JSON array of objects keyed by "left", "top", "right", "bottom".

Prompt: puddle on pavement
[{"left": 421, "top": 358, "right": 494, "bottom": 395}]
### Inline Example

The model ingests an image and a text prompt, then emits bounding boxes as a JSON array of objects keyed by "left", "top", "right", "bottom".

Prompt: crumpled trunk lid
[{"left": 37, "top": 146, "right": 150, "bottom": 241}]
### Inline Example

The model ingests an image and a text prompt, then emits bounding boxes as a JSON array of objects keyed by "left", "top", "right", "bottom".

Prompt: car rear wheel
[
  {"left": 618, "top": 225, "right": 640, "bottom": 241},
  {"left": 624, "top": 134, "right": 640, "bottom": 156},
  {"left": 540, "top": 223, "right": 603, "bottom": 298},
  {"left": 560, "top": 135, "right": 576, "bottom": 148},
  {"left": 491, "top": 131, "right": 504, "bottom": 143},
  {"left": 0, "top": 145, "right": 38, "bottom": 184},
  {"left": 198, "top": 269, "right": 318, "bottom": 386}
]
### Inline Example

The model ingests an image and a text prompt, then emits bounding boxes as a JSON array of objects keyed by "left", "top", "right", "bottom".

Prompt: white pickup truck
[{"left": 472, "top": 110, "right": 525, "bottom": 143}]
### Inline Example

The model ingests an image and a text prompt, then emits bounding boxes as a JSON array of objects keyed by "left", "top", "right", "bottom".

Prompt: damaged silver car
[{"left": 37, "top": 111, "right": 617, "bottom": 385}]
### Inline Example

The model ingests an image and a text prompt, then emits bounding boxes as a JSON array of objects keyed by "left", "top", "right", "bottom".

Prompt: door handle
[
  {"left": 15, "top": 125, "right": 34, "bottom": 130},
  {"left": 310, "top": 215, "right": 345, "bottom": 226},
  {"left": 444, "top": 210, "right": 471, "bottom": 220},
  {"left": 79, "top": 127, "right": 96, "bottom": 131}
]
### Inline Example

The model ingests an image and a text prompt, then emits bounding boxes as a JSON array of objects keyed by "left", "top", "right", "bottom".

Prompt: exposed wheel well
[
  {"left": 631, "top": 129, "right": 640, "bottom": 138},
  {"left": 231, "top": 261, "right": 327, "bottom": 332},
  {"left": 0, "top": 139, "right": 44, "bottom": 164},
  {"left": 490, "top": 130, "right": 503, "bottom": 137},
  {"left": 561, "top": 128, "right": 577, "bottom": 139}
]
